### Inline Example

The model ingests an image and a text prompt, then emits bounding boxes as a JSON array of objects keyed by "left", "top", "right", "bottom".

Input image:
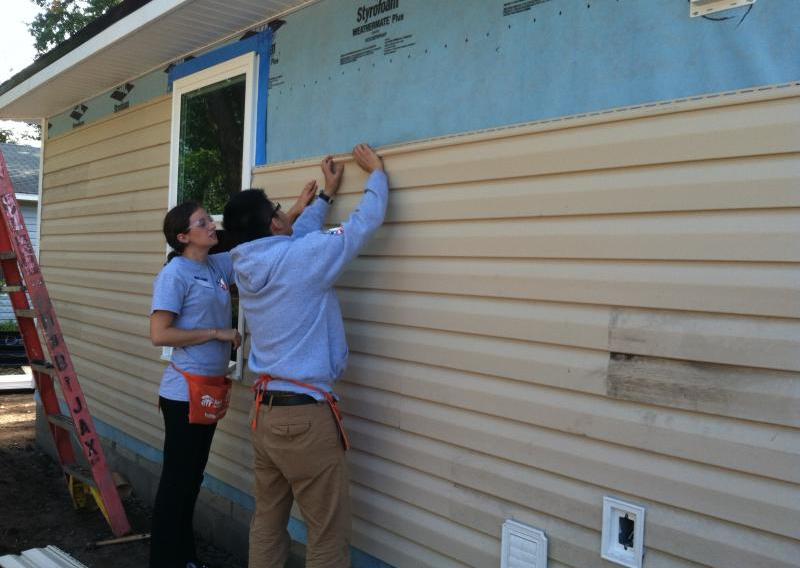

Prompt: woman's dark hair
[
  {"left": 163, "top": 201, "right": 201, "bottom": 262},
  {"left": 223, "top": 189, "right": 276, "bottom": 247}
]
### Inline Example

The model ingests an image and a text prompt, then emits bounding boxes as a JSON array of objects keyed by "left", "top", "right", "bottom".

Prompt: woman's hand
[
  {"left": 321, "top": 155, "right": 344, "bottom": 198},
  {"left": 216, "top": 328, "right": 242, "bottom": 350},
  {"left": 288, "top": 180, "right": 318, "bottom": 223}
]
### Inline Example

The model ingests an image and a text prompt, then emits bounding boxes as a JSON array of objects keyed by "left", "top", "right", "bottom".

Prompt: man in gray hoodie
[{"left": 223, "top": 144, "right": 387, "bottom": 568}]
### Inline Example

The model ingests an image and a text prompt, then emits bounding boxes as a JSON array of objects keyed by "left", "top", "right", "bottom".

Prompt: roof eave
[
  {"left": 0, "top": 0, "right": 315, "bottom": 120},
  {"left": 0, "top": 0, "right": 185, "bottom": 120}
]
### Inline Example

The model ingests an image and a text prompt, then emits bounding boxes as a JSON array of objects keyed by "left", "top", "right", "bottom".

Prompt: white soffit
[{"left": 0, "top": 0, "right": 313, "bottom": 120}]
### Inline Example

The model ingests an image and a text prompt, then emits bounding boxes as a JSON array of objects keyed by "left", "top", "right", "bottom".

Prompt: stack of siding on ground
[{"left": 40, "top": 88, "right": 799, "bottom": 567}]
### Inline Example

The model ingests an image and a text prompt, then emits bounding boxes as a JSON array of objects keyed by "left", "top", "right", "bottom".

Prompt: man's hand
[
  {"left": 288, "top": 180, "right": 318, "bottom": 223},
  {"left": 353, "top": 143, "right": 384, "bottom": 174},
  {"left": 321, "top": 155, "right": 344, "bottom": 198}
]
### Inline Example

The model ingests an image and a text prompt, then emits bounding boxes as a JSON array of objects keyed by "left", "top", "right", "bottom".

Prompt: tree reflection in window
[{"left": 177, "top": 74, "right": 246, "bottom": 215}]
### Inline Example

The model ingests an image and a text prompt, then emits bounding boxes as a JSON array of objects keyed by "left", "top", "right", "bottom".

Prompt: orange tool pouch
[
  {"left": 172, "top": 363, "right": 232, "bottom": 425},
  {"left": 252, "top": 375, "right": 351, "bottom": 451}
]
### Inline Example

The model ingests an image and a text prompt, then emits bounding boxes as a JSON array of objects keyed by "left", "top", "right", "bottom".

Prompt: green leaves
[{"left": 28, "top": 0, "right": 122, "bottom": 55}]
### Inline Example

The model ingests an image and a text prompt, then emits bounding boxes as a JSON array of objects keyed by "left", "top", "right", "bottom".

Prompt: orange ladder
[{"left": 0, "top": 148, "right": 131, "bottom": 537}]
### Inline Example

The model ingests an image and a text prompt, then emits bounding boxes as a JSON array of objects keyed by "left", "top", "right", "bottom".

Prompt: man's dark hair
[{"left": 223, "top": 189, "right": 276, "bottom": 247}]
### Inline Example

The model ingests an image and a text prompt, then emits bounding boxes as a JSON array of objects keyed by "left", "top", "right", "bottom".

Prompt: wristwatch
[{"left": 318, "top": 190, "right": 334, "bottom": 204}]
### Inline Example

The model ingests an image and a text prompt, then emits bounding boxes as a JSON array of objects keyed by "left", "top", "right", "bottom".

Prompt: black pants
[{"left": 150, "top": 397, "right": 216, "bottom": 568}]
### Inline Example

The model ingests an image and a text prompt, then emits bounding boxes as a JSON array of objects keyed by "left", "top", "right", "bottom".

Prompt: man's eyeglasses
[
  {"left": 185, "top": 215, "right": 215, "bottom": 231},
  {"left": 268, "top": 202, "right": 281, "bottom": 225}
]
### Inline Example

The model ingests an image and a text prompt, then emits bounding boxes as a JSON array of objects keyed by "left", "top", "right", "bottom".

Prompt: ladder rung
[
  {"left": 0, "top": 284, "right": 24, "bottom": 293},
  {"left": 63, "top": 463, "right": 96, "bottom": 488},
  {"left": 30, "top": 361, "right": 54, "bottom": 375},
  {"left": 48, "top": 413, "right": 74, "bottom": 430},
  {"left": 15, "top": 308, "right": 36, "bottom": 318},
  {"left": 0, "top": 251, "right": 15, "bottom": 260}
]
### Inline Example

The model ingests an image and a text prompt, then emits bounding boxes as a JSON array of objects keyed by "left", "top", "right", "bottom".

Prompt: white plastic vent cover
[
  {"left": 690, "top": 0, "right": 756, "bottom": 18},
  {"left": 500, "top": 520, "right": 548, "bottom": 568}
]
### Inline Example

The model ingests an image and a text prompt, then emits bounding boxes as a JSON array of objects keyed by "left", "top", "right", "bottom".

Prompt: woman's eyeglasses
[{"left": 185, "top": 215, "right": 215, "bottom": 231}]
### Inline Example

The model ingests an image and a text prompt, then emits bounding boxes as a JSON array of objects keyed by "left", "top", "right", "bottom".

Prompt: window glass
[{"left": 177, "top": 74, "right": 246, "bottom": 214}]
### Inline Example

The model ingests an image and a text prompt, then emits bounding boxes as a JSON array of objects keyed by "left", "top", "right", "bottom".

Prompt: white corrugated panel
[{"left": 0, "top": 546, "right": 88, "bottom": 568}]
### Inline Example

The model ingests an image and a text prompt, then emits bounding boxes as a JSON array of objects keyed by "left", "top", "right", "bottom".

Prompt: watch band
[{"left": 318, "top": 190, "right": 334, "bottom": 204}]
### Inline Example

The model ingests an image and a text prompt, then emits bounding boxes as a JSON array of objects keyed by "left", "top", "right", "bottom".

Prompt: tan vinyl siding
[
  {"left": 39, "top": 91, "right": 262, "bottom": 509},
  {"left": 251, "top": 89, "right": 800, "bottom": 567},
  {"left": 39, "top": 87, "right": 799, "bottom": 568},
  {"left": 40, "top": 97, "right": 173, "bottom": 452}
]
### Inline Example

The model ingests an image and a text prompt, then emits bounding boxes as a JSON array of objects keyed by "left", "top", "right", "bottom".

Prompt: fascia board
[{"left": 0, "top": 0, "right": 190, "bottom": 116}]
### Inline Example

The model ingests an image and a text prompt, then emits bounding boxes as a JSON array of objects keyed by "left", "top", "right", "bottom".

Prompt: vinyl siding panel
[
  {"left": 42, "top": 145, "right": 170, "bottom": 190},
  {"left": 44, "top": 101, "right": 172, "bottom": 158},
  {"left": 251, "top": 89, "right": 800, "bottom": 567},
  {"left": 43, "top": 251, "right": 163, "bottom": 275},
  {"left": 340, "top": 257, "right": 799, "bottom": 318},
  {"left": 44, "top": 166, "right": 169, "bottom": 205}
]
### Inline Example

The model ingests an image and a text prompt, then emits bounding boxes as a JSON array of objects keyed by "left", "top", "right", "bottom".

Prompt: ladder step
[
  {"left": 15, "top": 308, "right": 36, "bottom": 318},
  {"left": 30, "top": 361, "right": 54, "bottom": 375},
  {"left": 48, "top": 413, "right": 74, "bottom": 430},
  {"left": 63, "top": 463, "right": 97, "bottom": 488},
  {"left": 0, "top": 251, "right": 15, "bottom": 260},
  {"left": 0, "top": 284, "right": 24, "bottom": 293}
]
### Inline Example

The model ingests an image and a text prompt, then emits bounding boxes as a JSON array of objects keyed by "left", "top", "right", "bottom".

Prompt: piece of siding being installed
[{"left": 252, "top": 87, "right": 800, "bottom": 568}]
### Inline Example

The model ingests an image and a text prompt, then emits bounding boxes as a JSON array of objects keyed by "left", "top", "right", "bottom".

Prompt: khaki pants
[{"left": 248, "top": 401, "right": 351, "bottom": 568}]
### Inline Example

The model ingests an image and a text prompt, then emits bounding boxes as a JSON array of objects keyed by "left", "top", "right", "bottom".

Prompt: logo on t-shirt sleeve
[{"left": 326, "top": 226, "right": 344, "bottom": 236}]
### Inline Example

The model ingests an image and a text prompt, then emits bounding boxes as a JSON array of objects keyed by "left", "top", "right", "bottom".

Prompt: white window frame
[
  {"left": 168, "top": 51, "right": 257, "bottom": 218},
  {"left": 166, "top": 51, "right": 258, "bottom": 380}
]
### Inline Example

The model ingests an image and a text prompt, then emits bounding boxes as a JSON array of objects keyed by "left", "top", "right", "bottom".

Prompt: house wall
[
  {"left": 37, "top": 96, "right": 259, "bottom": 540},
  {"left": 252, "top": 88, "right": 800, "bottom": 568},
  {"left": 37, "top": 86, "right": 800, "bottom": 567},
  {"left": 39, "top": 96, "right": 173, "bottom": 452}
]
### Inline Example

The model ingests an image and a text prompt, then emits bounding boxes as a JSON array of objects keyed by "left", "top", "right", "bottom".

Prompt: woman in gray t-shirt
[{"left": 148, "top": 201, "right": 240, "bottom": 568}]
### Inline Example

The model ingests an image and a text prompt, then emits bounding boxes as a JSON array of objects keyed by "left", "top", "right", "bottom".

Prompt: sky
[{"left": 0, "top": 0, "right": 43, "bottom": 146}]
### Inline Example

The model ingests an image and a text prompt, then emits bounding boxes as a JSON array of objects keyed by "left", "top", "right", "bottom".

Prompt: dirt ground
[{"left": 0, "top": 390, "right": 247, "bottom": 568}]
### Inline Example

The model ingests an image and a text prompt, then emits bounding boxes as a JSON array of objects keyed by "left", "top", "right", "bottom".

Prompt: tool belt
[
  {"left": 252, "top": 375, "right": 351, "bottom": 451},
  {"left": 172, "top": 363, "right": 232, "bottom": 425}
]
